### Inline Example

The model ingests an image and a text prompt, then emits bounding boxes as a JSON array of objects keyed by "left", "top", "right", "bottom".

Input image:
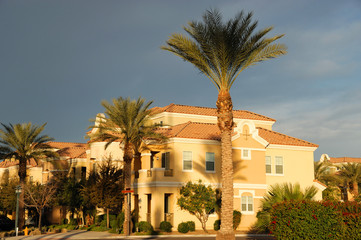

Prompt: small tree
[
  {"left": 23, "top": 181, "right": 57, "bottom": 228},
  {"left": 0, "top": 178, "right": 18, "bottom": 215},
  {"left": 177, "top": 180, "right": 216, "bottom": 232},
  {"left": 85, "top": 158, "right": 123, "bottom": 228}
]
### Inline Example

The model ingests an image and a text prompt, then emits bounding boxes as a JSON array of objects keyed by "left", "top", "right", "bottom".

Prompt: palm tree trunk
[
  {"left": 18, "top": 159, "right": 27, "bottom": 230},
  {"left": 353, "top": 181, "right": 359, "bottom": 198},
  {"left": 123, "top": 144, "right": 133, "bottom": 236},
  {"left": 216, "top": 90, "right": 235, "bottom": 240}
]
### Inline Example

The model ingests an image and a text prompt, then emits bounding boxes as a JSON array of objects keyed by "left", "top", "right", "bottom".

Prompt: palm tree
[
  {"left": 162, "top": 9, "right": 287, "bottom": 239},
  {"left": 0, "top": 123, "right": 54, "bottom": 229},
  {"left": 338, "top": 162, "right": 361, "bottom": 198},
  {"left": 261, "top": 183, "right": 318, "bottom": 212},
  {"left": 255, "top": 183, "right": 318, "bottom": 232},
  {"left": 90, "top": 97, "right": 159, "bottom": 235}
]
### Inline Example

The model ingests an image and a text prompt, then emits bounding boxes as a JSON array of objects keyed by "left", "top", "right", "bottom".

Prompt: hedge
[{"left": 270, "top": 200, "right": 361, "bottom": 239}]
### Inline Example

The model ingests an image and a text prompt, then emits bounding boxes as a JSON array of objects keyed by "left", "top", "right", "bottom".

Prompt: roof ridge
[
  {"left": 236, "top": 109, "right": 276, "bottom": 122},
  {"left": 257, "top": 127, "right": 317, "bottom": 146},
  {"left": 49, "top": 141, "right": 87, "bottom": 145},
  {"left": 173, "top": 121, "right": 192, "bottom": 137}
]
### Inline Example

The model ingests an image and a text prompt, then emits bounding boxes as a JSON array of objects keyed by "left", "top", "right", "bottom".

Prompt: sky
[{"left": 1, "top": 0, "right": 360, "bottom": 160}]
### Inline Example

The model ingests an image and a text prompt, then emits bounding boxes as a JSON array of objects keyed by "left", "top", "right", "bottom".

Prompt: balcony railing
[{"left": 164, "top": 169, "right": 173, "bottom": 177}]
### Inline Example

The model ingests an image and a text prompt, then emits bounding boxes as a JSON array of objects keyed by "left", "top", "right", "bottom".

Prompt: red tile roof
[
  {"left": 0, "top": 158, "right": 38, "bottom": 168},
  {"left": 257, "top": 127, "right": 318, "bottom": 148},
  {"left": 329, "top": 157, "right": 361, "bottom": 164},
  {"left": 0, "top": 142, "right": 87, "bottom": 169},
  {"left": 152, "top": 103, "right": 275, "bottom": 122},
  {"left": 156, "top": 122, "right": 317, "bottom": 148},
  {"left": 47, "top": 142, "right": 88, "bottom": 158},
  {"left": 158, "top": 122, "right": 221, "bottom": 141}
]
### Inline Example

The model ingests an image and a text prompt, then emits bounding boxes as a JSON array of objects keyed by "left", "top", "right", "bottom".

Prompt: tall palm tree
[
  {"left": 0, "top": 123, "right": 54, "bottom": 229},
  {"left": 90, "top": 97, "right": 158, "bottom": 235},
  {"left": 162, "top": 9, "right": 287, "bottom": 239},
  {"left": 338, "top": 162, "right": 361, "bottom": 198}
]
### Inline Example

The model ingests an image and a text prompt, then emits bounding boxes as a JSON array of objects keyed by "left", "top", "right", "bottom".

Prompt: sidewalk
[{"left": 3, "top": 230, "right": 274, "bottom": 240}]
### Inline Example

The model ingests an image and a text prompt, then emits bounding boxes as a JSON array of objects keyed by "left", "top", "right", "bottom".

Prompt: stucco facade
[{"left": 89, "top": 103, "right": 320, "bottom": 231}]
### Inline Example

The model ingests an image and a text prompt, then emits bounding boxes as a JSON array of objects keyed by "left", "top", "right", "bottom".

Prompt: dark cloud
[{"left": 0, "top": 0, "right": 360, "bottom": 159}]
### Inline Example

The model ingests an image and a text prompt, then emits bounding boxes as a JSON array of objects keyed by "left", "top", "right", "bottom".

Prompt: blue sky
[{"left": 1, "top": 0, "right": 360, "bottom": 160}]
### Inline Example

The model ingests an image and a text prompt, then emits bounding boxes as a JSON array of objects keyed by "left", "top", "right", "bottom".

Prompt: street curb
[{"left": 107, "top": 234, "right": 273, "bottom": 239}]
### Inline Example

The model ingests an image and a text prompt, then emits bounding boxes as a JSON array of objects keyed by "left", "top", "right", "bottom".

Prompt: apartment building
[{"left": 89, "top": 103, "right": 321, "bottom": 230}]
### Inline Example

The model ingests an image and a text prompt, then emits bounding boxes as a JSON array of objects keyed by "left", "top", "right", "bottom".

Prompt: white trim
[
  {"left": 168, "top": 138, "right": 220, "bottom": 145},
  {"left": 238, "top": 190, "right": 255, "bottom": 215},
  {"left": 234, "top": 183, "right": 268, "bottom": 189},
  {"left": 71, "top": 158, "right": 88, "bottom": 163},
  {"left": 182, "top": 151, "right": 193, "bottom": 172},
  {"left": 132, "top": 181, "right": 267, "bottom": 189},
  {"left": 313, "top": 181, "right": 327, "bottom": 191},
  {"left": 266, "top": 173, "right": 284, "bottom": 177},
  {"left": 267, "top": 144, "right": 317, "bottom": 151},
  {"left": 133, "top": 182, "right": 184, "bottom": 188},
  {"left": 232, "top": 147, "right": 266, "bottom": 152},
  {"left": 141, "top": 153, "right": 152, "bottom": 156},
  {"left": 151, "top": 112, "right": 275, "bottom": 126}
]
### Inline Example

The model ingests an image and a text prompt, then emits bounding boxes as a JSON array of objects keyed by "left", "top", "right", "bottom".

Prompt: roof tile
[{"left": 152, "top": 104, "right": 275, "bottom": 122}]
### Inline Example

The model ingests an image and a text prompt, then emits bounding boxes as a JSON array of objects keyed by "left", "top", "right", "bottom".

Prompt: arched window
[{"left": 241, "top": 192, "right": 254, "bottom": 213}]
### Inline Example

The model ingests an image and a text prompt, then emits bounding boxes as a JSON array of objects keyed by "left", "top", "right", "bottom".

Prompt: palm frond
[{"left": 162, "top": 9, "right": 286, "bottom": 91}]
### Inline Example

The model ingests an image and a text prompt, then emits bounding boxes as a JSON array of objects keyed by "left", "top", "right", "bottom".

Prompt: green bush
[
  {"left": 69, "top": 218, "right": 77, "bottom": 225},
  {"left": 186, "top": 221, "right": 195, "bottom": 231},
  {"left": 60, "top": 218, "right": 68, "bottom": 225},
  {"left": 178, "top": 222, "right": 189, "bottom": 233},
  {"left": 117, "top": 212, "right": 125, "bottom": 232},
  {"left": 160, "top": 221, "right": 172, "bottom": 232},
  {"left": 233, "top": 210, "right": 242, "bottom": 230},
  {"left": 110, "top": 220, "right": 118, "bottom": 229},
  {"left": 213, "top": 210, "right": 242, "bottom": 231},
  {"left": 213, "top": 219, "right": 220, "bottom": 231},
  {"left": 270, "top": 200, "right": 344, "bottom": 239},
  {"left": 100, "top": 219, "right": 107, "bottom": 228},
  {"left": 137, "top": 221, "right": 153, "bottom": 233}
]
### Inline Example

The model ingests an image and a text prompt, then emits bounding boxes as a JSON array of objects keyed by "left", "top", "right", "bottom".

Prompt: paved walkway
[{"left": 3, "top": 230, "right": 274, "bottom": 240}]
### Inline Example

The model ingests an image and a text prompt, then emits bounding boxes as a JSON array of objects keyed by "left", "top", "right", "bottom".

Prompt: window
[
  {"left": 206, "top": 152, "right": 215, "bottom": 172},
  {"left": 275, "top": 156, "right": 283, "bottom": 174},
  {"left": 162, "top": 152, "right": 170, "bottom": 170},
  {"left": 183, "top": 151, "right": 192, "bottom": 171},
  {"left": 242, "top": 149, "right": 251, "bottom": 160},
  {"left": 241, "top": 195, "right": 253, "bottom": 212},
  {"left": 265, "top": 156, "right": 272, "bottom": 174}
]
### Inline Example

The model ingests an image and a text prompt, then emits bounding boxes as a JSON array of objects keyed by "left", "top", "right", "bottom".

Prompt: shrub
[
  {"left": 213, "top": 210, "right": 241, "bottom": 231},
  {"left": 110, "top": 220, "right": 118, "bottom": 229},
  {"left": 160, "top": 221, "right": 172, "bottom": 232},
  {"left": 178, "top": 222, "right": 189, "bottom": 233},
  {"left": 117, "top": 212, "right": 125, "bottom": 232},
  {"left": 233, "top": 210, "right": 242, "bottom": 230},
  {"left": 69, "top": 218, "right": 77, "bottom": 225},
  {"left": 270, "top": 200, "right": 344, "bottom": 239},
  {"left": 137, "top": 221, "right": 153, "bottom": 233},
  {"left": 60, "top": 218, "right": 68, "bottom": 225},
  {"left": 213, "top": 219, "right": 220, "bottom": 231},
  {"left": 100, "top": 219, "right": 107, "bottom": 228},
  {"left": 187, "top": 221, "right": 195, "bottom": 231}
]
